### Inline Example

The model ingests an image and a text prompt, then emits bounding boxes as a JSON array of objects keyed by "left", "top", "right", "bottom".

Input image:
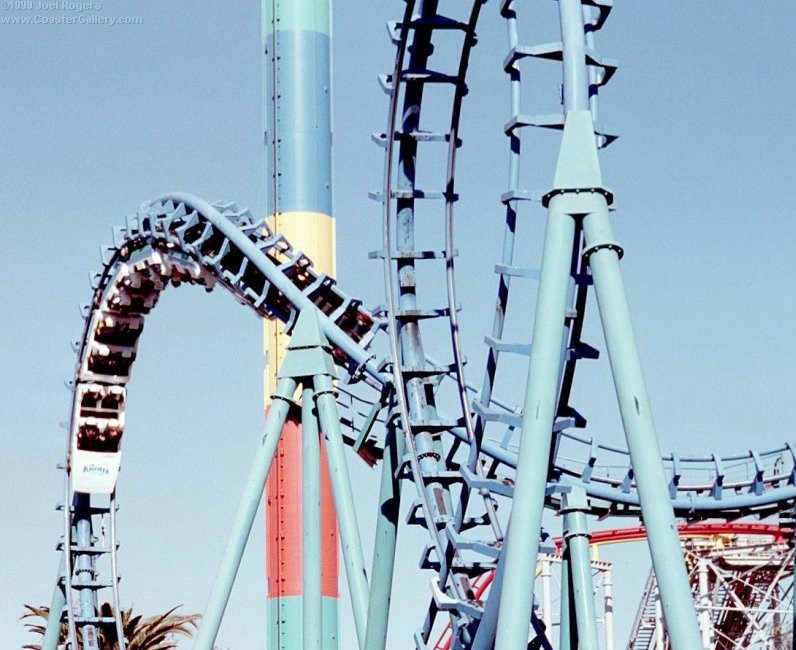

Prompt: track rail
[
  {"left": 46, "top": 3, "right": 796, "bottom": 648},
  {"left": 374, "top": 0, "right": 796, "bottom": 645},
  {"left": 59, "top": 195, "right": 387, "bottom": 647}
]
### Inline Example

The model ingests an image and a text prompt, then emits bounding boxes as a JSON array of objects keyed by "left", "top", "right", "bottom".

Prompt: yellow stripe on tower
[{"left": 264, "top": 211, "right": 337, "bottom": 399}]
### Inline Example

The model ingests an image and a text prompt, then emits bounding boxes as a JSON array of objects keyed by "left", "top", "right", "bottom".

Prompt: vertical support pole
[
  {"left": 302, "top": 386, "right": 323, "bottom": 650},
  {"left": 193, "top": 376, "right": 297, "bottom": 650},
  {"left": 364, "top": 416, "right": 404, "bottom": 650},
  {"left": 472, "top": 549, "right": 506, "bottom": 650},
  {"left": 42, "top": 558, "right": 67, "bottom": 650},
  {"left": 541, "top": 556, "right": 552, "bottom": 631},
  {"left": 559, "top": 0, "right": 589, "bottom": 112},
  {"left": 264, "top": 0, "right": 338, "bottom": 645},
  {"left": 74, "top": 495, "right": 100, "bottom": 650},
  {"left": 561, "top": 488, "right": 599, "bottom": 650},
  {"left": 559, "top": 539, "right": 575, "bottom": 650},
  {"left": 314, "top": 373, "right": 369, "bottom": 649},
  {"left": 494, "top": 187, "right": 577, "bottom": 650},
  {"left": 603, "top": 566, "right": 614, "bottom": 650},
  {"left": 557, "top": 1, "right": 703, "bottom": 647}
]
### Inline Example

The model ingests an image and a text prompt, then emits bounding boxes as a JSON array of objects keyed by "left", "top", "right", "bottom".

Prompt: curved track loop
[
  {"left": 376, "top": 1, "right": 508, "bottom": 644},
  {"left": 53, "top": 3, "right": 796, "bottom": 647},
  {"left": 375, "top": 0, "right": 796, "bottom": 645},
  {"left": 61, "top": 194, "right": 387, "bottom": 647}
]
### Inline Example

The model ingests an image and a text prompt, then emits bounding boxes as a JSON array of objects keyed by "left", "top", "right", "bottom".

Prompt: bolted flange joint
[{"left": 541, "top": 185, "right": 614, "bottom": 208}]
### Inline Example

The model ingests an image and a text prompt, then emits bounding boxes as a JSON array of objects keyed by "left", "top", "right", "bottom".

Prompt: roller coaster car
[
  {"left": 71, "top": 425, "right": 123, "bottom": 494},
  {"left": 70, "top": 385, "right": 125, "bottom": 494}
]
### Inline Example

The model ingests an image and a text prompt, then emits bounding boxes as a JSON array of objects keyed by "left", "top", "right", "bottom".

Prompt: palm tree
[{"left": 21, "top": 603, "right": 199, "bottom": 650}]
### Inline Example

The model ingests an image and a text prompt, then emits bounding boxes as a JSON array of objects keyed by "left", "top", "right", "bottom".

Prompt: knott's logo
[{"left": 82, "top": 463, "right": 110, "bottom": 475}]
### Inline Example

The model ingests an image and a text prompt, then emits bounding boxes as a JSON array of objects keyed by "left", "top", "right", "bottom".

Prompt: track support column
[
  {"left": 193, "top": 375, "right": 297, "bottom": 650},
  {"left": 302, "top": 386, "right": 323, "bottom": 650},
  {"left": 560, "top": 488, "right": 599, "bottom": 650},
  {"left": 576, "top": 118, "right": 702, "bottom": 647},
  {"left": 559, "top": 537, "right": 574, "bottom": 650},
  {"left": 364, "top": 414, "right": 404, "bottom": 650},
  {"left": 493, "top": 110, "right": 579, "bottom": 650},
  {"left": 42, "top": 558, "right": 67, "bottom": 650},
  {"left": 315, "top": 372, "right": 370, "bottom": 649}
]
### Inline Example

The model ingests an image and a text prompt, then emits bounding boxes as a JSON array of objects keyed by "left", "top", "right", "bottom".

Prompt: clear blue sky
[{"left": 1, "top": 2, "right": 794, "bottom": 648}]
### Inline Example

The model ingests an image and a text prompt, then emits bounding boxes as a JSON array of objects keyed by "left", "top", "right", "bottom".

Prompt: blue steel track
[{"left": 48, "top": 2, "right": 795, "bottom": 649}]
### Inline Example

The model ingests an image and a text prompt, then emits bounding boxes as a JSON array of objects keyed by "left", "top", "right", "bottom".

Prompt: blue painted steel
[
  {"left": 109, "top": 195, "right": 796, "bottom": 518},
  {"left": 42, "top": 558, "right": 66, "bottom": 650},
  {"left": 494, "top": 191, "right": 577, "bottom": 650},
  {"left": 193, "top": 375, "right": 297, "bottom": 650},
  {"left": 152, "top": 194, "right": 384, "bottom": 384},
  {"left": 583, "top": 205, "right": 703, "bottom": 647},
  {"left": 559, "top": 539, "right": 573, "bottom": 650},
  {"left": 74, "top": 495, "right": 99, "bottom": 650},
  {"left": 559, "top": 0, "right": 589, "bottom": 112},
  {"left": 472, "top": 556, "right": 505, "bottom": 650},
  {"left": 267, "top": 598, "right": 339, "bottom": 649},
  {"left": 302, "top": 386, "right": 323, "bottom": 650},
  {"left": 561, "top": 488, "right": 599, "bottom": 650},
  {"left": 315, "top": 372, "right": 370, "bottom": 649},
  {"left": 364, "top": 417, "right": 404, "bottom": 650},
  {"left": 264, "top": 30, "right": 333, "bottom": 216}
]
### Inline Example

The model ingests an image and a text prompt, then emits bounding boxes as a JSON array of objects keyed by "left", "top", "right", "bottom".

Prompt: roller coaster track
[{"left": 49, "top": 2, "right": 796, "bottom": 648}]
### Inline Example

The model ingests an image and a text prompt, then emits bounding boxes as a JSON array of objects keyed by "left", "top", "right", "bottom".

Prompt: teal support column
[
  {"left": 551, "top": 109, "right": 699, "bottom": 647},
  {"left": 494, "top": 156, "right": 578, "bottom": 650},
  {"left": 193, "top": 375, "right": 297, "bottom": 650},
  {"left": 302, "top": 386, "right": 323, "bottom": 650},
  {"left": 263, "top": 1, "right": 337, "bottom": 646},
  {"left": 560, "top": 488, "right": 599, "bottom": 650},
  {"left": 364, "top": 416, "right": 404, "bottom": 650},
  {"left": 559, "top": 539, "right": 574, "bottom": 650},
  {"left": 315, "top": 372, "right": 370, "bottom": 649},
  {"left": 42, "top": 559, "right": 66, "bottom": 650},
  {"left": 471, "top": 550, "right": 505, "bottom": 649}
]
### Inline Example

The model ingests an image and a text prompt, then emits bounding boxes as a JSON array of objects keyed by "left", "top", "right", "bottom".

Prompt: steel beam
[
  {"left": 582, "top": 197, "right": 702, "bottom": 648},
  {"left": 559, "top": 538, "right": 575, "bottom": 650},
  {"left": 561, "top": 488, "right": 599, "bottom": 650},
  {"left": 314, "top": 372, "right": 370, "bottom": 649},
  {"left": 494, "top": 182, "right": 577, "bottom": 650},
  {"left": 193, "top": 376, "right": 297, "bottom": 650},
  {"left": 302, "top": 386, "right": 323, "bottom": 650},
  {"left": 42, "top": 558, "right": 67, "bottom": 650},
  {"left": 364, "top": 416, "right": 404, "bottom": 650}
]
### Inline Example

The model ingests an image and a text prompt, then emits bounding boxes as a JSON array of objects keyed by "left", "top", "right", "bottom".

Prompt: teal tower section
[{"left": 262, "top": 1, "right": 339, "bottom": 649}]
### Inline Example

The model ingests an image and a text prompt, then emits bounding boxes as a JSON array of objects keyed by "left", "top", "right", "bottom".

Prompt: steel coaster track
[
  {"left": 58, "top": 195, "right": 388, "bottom": 648},
  {"left": 375, "top": 1, "right": 514, "bottom": 645},
  {"left": 375, "top": 0, "right": 796, "bottom": 645},
  {"left": 48, "top": 3, "right": 796, "bottom": 648}
]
